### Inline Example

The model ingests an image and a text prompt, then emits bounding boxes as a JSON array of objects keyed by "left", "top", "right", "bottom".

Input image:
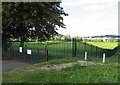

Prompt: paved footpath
[{"left": 2, "top": 60, "right": 31, "bottom": 72}]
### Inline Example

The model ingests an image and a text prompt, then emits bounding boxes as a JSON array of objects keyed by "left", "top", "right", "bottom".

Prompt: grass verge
[{"left": 2, "top": 55, "right": 118, "bottom": 83}]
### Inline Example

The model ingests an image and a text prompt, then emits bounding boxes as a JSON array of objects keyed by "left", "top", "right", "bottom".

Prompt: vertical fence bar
[
  {"left": 96, "top": 46, "right": 98, "bottom": 57},
  {"left": 74, "top": 38, "right": 76, "bottom": 57},
  {"left": 45, "top": 45, "right": 46, "bottom": 61},
  {"left": 70, "top": 38, "right": 73, "bottom": 56},
  {"left": 72, "top": 38, "right": 77, "bottom": 57},
  {"left": 91, "top": 44, "right": 92, "bottom": 57},
  {"left": 9, "top": 43, "right": 11, "bottom": 58},
  {"left": 72, "top": 38, "right": 74, "bottom": 57},
  {"left": 31, "top": 52, "right": 32, "bottom": 63},
  {"left": 38, "top": 48, "right": 39, "bottom": 56},
  {"left": 23, "top": 42, "right": 26, "bottom": 63},
  {"left": 46, "top": 49, "right": 48, "bottom": 61},
  {"left": 84, "top": 42, "right": 86, "bottom": 56},
  {"left": 45, "top": 46, "right": 48, "bottom": 61}
]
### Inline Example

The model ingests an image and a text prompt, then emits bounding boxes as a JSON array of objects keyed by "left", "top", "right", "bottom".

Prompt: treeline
[
  {"left": 51, "top": 35, "right": 120, "bottom": 42},
  {"left": 10, "top": 34, "right": 120, "bottom": 42},
  {"left": 83, "top": 38, "right": 119, "bottom": 42}
]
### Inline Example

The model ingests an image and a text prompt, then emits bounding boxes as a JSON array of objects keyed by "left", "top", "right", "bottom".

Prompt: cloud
[
  {"left": 62, "top": 0, "right": 119, "bottom": 6},
  {"left": 58, "top": 10, "right": 118, "bottom": 36},
  {"left": 84, "top": 4, "right": 105, "bottom": 11},
  {"left": 58, "top": 0, "right": 118, "bottom": 36}
]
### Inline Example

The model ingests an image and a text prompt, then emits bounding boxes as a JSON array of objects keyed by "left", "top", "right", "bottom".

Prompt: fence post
[
  {"left": 96, "top": 46, "right": 98, "bottom": 57},
  {"left": 84, "top": 42, "right": 86, "bottom": 56},
  {"left": 72, "top": 38, "right": 74, "bottom": 56},
  {"left": 45, "top": 46, "right": 48, "bottom": 61},
  {"left": 72, "top": 38, "right": 77, "bottom": 57},
  {"left": 74, "top": 38, "right": 77, "bottom": 57},
  {"left": 38, "top": 49, "right": 39, "bottom": 55},
  {"left": 85, "top": 52, "right": 87, "bottom": 60},
  {"left": 9, "top": 42, "right": 11, "bottom": 57},
  {"left": 91, "top": 45, "right": 92, "bottom": 57},
  {"left": 103, "top": 53, "right": 105, "bottom": 63},
  {"left": 46, "top": 49, "right": 48, "bottom": 61}
]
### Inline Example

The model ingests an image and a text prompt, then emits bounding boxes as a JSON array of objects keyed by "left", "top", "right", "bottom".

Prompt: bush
[
  {"left": 92, "top": 38, "right": 103, "bottom": 42},
  {"left": 108, "top": 38, "right": 114, "bottom": 42}
]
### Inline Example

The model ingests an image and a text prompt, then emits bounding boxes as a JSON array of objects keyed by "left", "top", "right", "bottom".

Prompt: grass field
[
  {"left": 86, "top": 42, "right": 118, "bottom": 50},
  {"left": 3, "top": 41, "right": 118, "bottom": 83},
  {"left": 11, "top": 41, "right": 117, "bottom": 58},
  {"left": 3, "top": 55, "right": 118, "bottom": 83}
]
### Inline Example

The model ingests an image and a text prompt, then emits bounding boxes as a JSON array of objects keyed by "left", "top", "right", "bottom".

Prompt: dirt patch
[
  {"left": 77, "top": 61, "right": 95, "bottom": 66},
  {"left": 28, "top": 62, "right": 75, "bottom": 72},
  {"left": 27, "top": 61, "right": 97, "bottom": 72}
]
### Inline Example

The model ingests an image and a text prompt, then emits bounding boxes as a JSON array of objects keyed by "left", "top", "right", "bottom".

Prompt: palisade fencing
[{"left": 8, "top": 38, "right": 117, "bottom": 64}]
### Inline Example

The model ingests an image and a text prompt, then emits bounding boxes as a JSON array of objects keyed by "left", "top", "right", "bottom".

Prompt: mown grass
[
  {"left": 86, "top": 41, "right": 118, "bottom": 50},
  {"left": 2, "top": 55, "right": 118, "bottom": 83},
  {"left": 11, "top": 41, "right": 116, "bottom": 59}
]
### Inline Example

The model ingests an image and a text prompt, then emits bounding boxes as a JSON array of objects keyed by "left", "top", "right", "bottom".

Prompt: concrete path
[{"left": 2, "top": 60, "right": 31, "bottom": 72}]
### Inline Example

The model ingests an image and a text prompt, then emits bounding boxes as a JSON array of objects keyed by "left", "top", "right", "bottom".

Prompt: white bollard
[
  {"left": 19, "top": 47, "right": 22, "bottom": 53},
  {"left": 85, "top": 52, "right": 87, "bottom": 60},
  {"left": 103, "top": 53, "right": 105, "bottom": 63}
]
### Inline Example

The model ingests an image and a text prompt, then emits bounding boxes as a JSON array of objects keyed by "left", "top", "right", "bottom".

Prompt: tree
[
  {"left": 64, "top": 35, "right": 71, "bottom": 41},
  {"left": 108, "top": 37, "right": 114, "bottom": 42},
  {"left": 74, "top": 36, "right": 83, "bottom": 41},
  {"left": 2, "top": 2, "right": 68, "bottom": 51},
  {"left": 93, "top": 38, "right": 103, "bottom": 42}
]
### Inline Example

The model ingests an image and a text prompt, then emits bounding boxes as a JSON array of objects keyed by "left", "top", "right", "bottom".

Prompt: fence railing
[{"left": 8, "top": 38, "right": 118, "bottom": 64}]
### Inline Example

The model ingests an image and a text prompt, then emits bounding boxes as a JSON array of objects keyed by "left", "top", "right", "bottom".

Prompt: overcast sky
[{"left": 57, "top": 0, "right": 119, "bottom": 37}]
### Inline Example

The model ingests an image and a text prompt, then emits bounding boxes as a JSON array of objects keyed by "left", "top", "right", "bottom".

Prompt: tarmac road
[{"left": 2, "top": 60, "right": 30, "bottom": 72}]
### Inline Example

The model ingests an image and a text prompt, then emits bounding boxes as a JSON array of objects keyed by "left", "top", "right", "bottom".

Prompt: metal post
[
  {"left": 74, "top": 38, "right": 77, "bottom": 57},
  {"left": 96, "top": 46, "right": 98, "bottom": 57},
  {"left": 72, "top": 38, "right": 75, "bottom": 56},
  {"left": 84, "top": 42, "right": 86, "bottom": 55},
  {"left": 31, "top": 54, "right": 32, "bottom": 63},
  {"left": 46, "top": 49, "right": 48, "bottom": 61},
  {"left": 72, "top": 38, "right": 77, "bottom": 57},
  {"left": 9, "top": 45, "right": 11, "bottom": 58},
  {"left": 38, "top": 49, "right": 39, "bottom": 55},
  {"left": 103, "top": 53, "right": 105, "bottom": 63},
  {"left": 91, "top": 45, "right": 92, "bottom": 57},
  {"left": 85, "top": 52, "right": 87, "bottom": 60},
  {"left": 45, "top": 46, "right": 48, "bottom": 61}
]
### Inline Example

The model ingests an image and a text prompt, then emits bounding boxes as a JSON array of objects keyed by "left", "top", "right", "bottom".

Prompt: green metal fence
[{"left": 8, "top": 38, "right": 118, "bottom": 64}]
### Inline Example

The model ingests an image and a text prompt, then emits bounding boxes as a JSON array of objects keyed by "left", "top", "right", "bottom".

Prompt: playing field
[
  {"left": 11, "top": 41, "right": 104, "bottom": 55},
  {"left": 11, "top": 41, "right": 117, "bottom": 56},
  {"left": 86, "top": 42, "right": 118, "bottom": 50}
]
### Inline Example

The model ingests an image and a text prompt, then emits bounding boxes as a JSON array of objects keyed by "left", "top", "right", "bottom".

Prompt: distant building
[
  {"left": 102, "top": 37, "right": 109, "bottom": 42},
  {"left": 82, "top": 35, "right": 120, "bottom": 42}
]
